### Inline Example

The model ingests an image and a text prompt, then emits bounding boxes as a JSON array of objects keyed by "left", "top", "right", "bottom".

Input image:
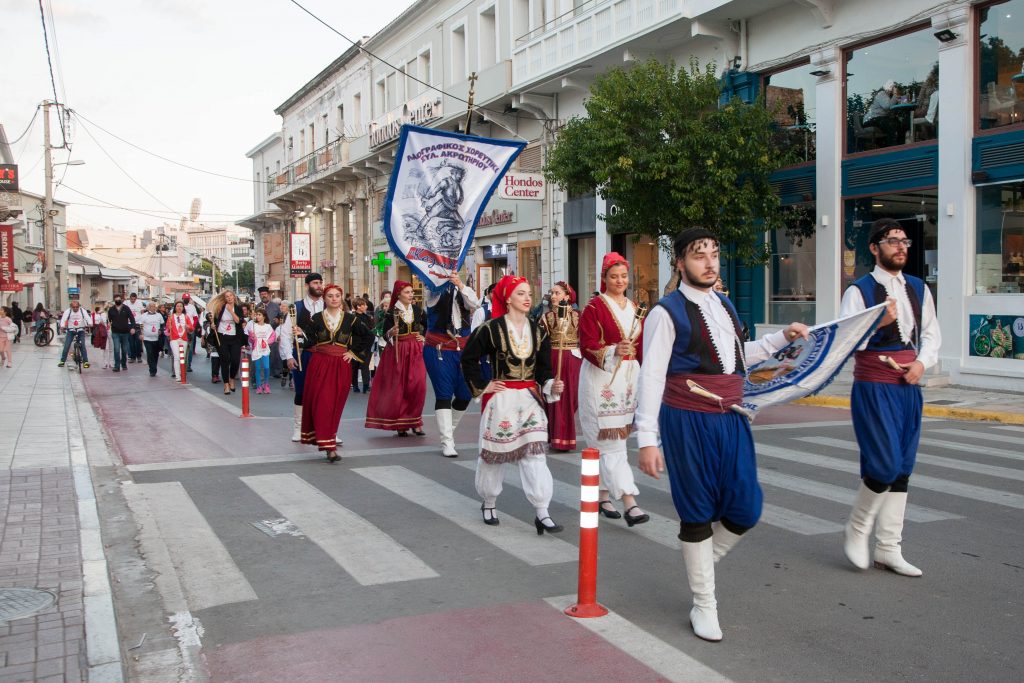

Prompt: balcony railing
[{"left": 268, "top": 139, "right": 348, "bottom": 197}]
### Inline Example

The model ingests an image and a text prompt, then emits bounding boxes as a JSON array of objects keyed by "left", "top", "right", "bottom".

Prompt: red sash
[
  {"left": 425, "top": 331, "right": 469, "bottom": 351},
  {"left": 482, "top": 380, "right": 537, "bottom": 411},
  {"left": 663, "top": 373, "right": 744, "bottom": 413},
  {"left": 853, "top": 349, "right": 917, "bottom": 384},
  {"left": 314, "top": 344, "right": 351, "bottom": 358}
]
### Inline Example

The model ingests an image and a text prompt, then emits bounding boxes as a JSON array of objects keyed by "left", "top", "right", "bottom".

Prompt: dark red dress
[
  {"left": 365, "top": 304, "right": 427, "bottom": 432},
  {"left": 540, "top": 309, "right": 582, "bottom": 451},
  {"left": 299, "top": 311, "right": 367, "bottom": 452}
]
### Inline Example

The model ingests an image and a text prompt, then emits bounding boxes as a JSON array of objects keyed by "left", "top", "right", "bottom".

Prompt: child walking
[
  {"left": 0, "top": 307, "right": 17, "bottom": 368},
  {"left": 246, "top": 309, "right": 277, "bottom": 394}
]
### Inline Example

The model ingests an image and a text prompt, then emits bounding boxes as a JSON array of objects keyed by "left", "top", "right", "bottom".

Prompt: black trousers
[
  {"left": 143, "top": 339, "right": 161, "bottom": 376},
  {"left": 351, "top": 357, "right": 371, "bottom": 389},
  {"left": 217, "top": 337, "right": 243, "bottom": 383}
]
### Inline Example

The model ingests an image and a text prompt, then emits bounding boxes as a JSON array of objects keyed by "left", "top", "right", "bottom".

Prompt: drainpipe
[{"left": 740, "top": 18, "right": 748, "bottom": 71}]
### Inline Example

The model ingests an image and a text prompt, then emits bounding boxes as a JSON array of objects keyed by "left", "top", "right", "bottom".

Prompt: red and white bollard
[
  {"left": 564, "top": 447, "right": 608, "bottom": 618},
  {"left": 240, "top": 355, "right": 252, "bottom": 418},
  {"left": 178, "top": 344, "right": 187, "bottom": 385}
]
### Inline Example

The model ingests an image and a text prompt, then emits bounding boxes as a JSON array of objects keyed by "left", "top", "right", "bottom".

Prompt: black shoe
[
  {"left": 534, "top": 517, "right": 564, "bottom": 535},
  {"left": 326, "top": 452, "right": 341, "bottom": 463},
  {"left": 412, "top": 428, "right": 426, "bottom": 436},
  {"left": 481, "top": 504, "right": 499, "bottom": 526},
  {"left": 112, "top": 368, "right": 120, "bottom": 373},
  {"left": 396, "top": 430, "right": 409, "bottom": 437},
  {"left": 351, "top": 386, "right": 360, "bottom": 393},
  {"left": 598, "top": 500, "right": 622, "bottom": 519},
  {"left": 624, "top": 506, "right": 650, "bottom": 527}
]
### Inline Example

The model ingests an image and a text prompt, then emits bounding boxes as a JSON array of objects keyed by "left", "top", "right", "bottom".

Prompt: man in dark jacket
[
  {"left": 9, "top": 302, "right": 22, "bottom": 343},
  {"left": 107, "top": 295, "right": 136, "bottom": 372},
  {"left": 350, "top": 297, "right": 374, "bottom": 393}
]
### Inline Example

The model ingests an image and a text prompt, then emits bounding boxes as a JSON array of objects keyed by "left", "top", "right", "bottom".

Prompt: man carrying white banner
[
  {"left": 838, "top": 218, "right": 941, "bottom": 578},
  {"left": 382, "top": 125, "right": 524, "bottom": 457}
]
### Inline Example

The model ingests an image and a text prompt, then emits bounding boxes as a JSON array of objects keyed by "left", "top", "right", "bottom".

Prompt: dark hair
[
  {"left": 352, "top": 297, "right": 368, "bottom": 308},
  {"left": 869, "top": 218, "right": 904, "bottom": 245},
  {"left": 673, "top": 228, "right": 717, "bottom": 258}
]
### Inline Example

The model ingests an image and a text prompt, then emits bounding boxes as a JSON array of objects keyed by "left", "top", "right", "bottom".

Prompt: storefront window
[
  {"left": 764, "top": 64, "right": 817, "bottom": 163},
  {"left": 610, "top": 234, "right": 659, "bottom": 306},
  {"left": 979, "top": 0, "right": 1024, "bottom": 130},
  {"left": 518, "top": 240, "right": 543, "bottom": 305},
  {"left": 769, "top": 206, "right": 816, "bottom": 324},
  {"left": 843, "top": 191, "right": 939, "bottom": 302},
  {"left": 976, "top": 181, "right": 1024, "bottom": 293},
  {"left": 845, "top": 29, "right": 939, "bottom": 154}
]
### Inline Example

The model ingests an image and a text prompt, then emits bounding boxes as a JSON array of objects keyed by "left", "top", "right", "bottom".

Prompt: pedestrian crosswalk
[{"left": 127, "top": 423, "right": 1022, "bottom": 617}]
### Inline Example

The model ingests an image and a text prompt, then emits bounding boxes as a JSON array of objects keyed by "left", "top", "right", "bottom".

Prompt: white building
[{"left": 246, "top": 0, "right": 1024, "bottom": 390}]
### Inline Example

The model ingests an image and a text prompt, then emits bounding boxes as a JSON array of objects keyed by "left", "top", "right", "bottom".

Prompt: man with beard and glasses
[
  {"left": 635, "top": 228, "right": 809, "bottom": 642},
  {"left": 278, "top": 273, "right": 325, "bottom": 442},
  {"left": 838, "top": 218, "right": 940, "bottom": 578}
]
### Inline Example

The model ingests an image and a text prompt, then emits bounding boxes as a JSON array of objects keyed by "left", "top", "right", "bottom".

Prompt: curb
[{"left": 794, "top": 395, "right": 1024, "bottom": 425}]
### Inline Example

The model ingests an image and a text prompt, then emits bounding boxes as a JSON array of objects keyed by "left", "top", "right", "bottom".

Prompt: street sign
[
  {"left": 371, "top": 251, "right": 392, "bottom": 273},
  {"left": 289, "top": 232, "right": 311, "bottom": 276},
  {"left": 0, "top": 165, "right": 17, "bottom": 192},
  {"left": 68, "top": 287, "right": 80, "bottom": 294}
]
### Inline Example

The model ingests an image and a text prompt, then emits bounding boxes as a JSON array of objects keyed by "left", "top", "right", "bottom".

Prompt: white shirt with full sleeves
[
  {"left": 278, "top": 296, "right": 324, "bottom": 360},
  {"left": 838, "top": 265, "right": 940, "bottom": 370},
  {"left": 634, "top": 284, "right": 789, "bottom": 450}
]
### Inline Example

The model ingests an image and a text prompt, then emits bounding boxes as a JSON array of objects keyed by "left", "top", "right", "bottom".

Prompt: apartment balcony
[
  {"left": 511, "top": 0, "right": 686, "bottom": 89},
  {"left": 445, "top": 60, "right": 513, "bottom": 114},
  {"left": 268, "top": 138, "right": 352, "bottom": 200}
]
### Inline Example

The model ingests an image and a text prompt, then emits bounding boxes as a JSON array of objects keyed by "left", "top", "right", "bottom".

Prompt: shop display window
[
  {"left": 768, "top": 206, "right": 816, "bottom": 324},
  {"left": 763, "top": 63, "right": 817, "bottom": 163},
  {"left": 978, "top": 0, "right": 1024, "bottom": 130},
  {"left": 610, "top": 234, "right": 660, "bottom": 306},
  {"left": 975, "top": 181, "right": 1024, "bottom": 294},
  {"left": 845, "top": 29, "right": 939, "bottom": 154}
]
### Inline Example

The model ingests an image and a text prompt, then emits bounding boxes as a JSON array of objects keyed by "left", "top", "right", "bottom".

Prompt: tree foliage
[{"left": 544, "top": 58, "right": 805, "bottom": 264}]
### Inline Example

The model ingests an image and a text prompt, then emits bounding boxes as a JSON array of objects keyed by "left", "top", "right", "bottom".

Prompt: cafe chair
[{"left": 852, "top": 113, "right": 886, "bottom": 152}]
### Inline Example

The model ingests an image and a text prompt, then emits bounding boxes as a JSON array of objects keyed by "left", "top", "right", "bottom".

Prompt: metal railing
[
  {"left": 514, "top": 0, "right": 612, "bottom": 46},
  {"left": 268, "top": 139, "right": 345, "bottom": 196}
]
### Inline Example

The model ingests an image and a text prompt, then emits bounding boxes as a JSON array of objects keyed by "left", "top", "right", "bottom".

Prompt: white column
[
  {"left": 934, "top": 7, "right": 972, "bottom": 372},
  {"left": 811, "top": 47, "right": 843, "bottom": 324},
  {"left": 658, "top": 236, "right": 673, "bottom": 296},
  {"left": 594, "top": 195, "right": 609, "bottom": 295}
]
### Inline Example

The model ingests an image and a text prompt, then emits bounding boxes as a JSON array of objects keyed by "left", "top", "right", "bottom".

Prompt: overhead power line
[
  {"left": 37, "top": 0, "right": 67, "bottom": 147},
  {"left": 6, "top": 107, "right": 40, "bottom": 146}
]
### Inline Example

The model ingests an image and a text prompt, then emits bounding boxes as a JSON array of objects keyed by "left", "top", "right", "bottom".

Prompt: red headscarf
[
  {"left": 322, "top": 284, "right": 343, "bottom": 299},
  {"left": 554, "top": 281, "right": 576, "bottom": 305},
  {"left": 599, "top": 252, "right": 629, "bottom": 293},
  {"left": 491, "top": 275, "right": 528, "bottom": 319},
  {"left": 388, "top": 280, "right": 412, "bottom": 310}
]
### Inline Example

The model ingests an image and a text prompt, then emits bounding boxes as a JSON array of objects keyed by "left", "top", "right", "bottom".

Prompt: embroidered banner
[
  {"left": 742, "top": 303, "right": 887, "bottom": 412},
  {"left": 383, "top": 125, "right": 525, "bottom": 292}
]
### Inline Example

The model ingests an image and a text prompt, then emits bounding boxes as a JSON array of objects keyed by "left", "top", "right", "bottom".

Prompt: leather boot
[
  {"left": 844, "top": 481, "right": 887, "bottom": 569},
  {"left": 436, "top": 409, "right": 457, "bottom": 457},
  {"left": 873, "top": 492, "right": 922, "bottom": 577},
  {"left": 452, "top": 408, "right": 466, "bottom": 431},
  {"left": 291, "top": 404, "right": 302, "bottom": 442},
  {"left": 682, "top": 539, "right": 722, "bottom": 642},
  {"left": 711, "top": 522, "right": 743, "bottom": 564}
]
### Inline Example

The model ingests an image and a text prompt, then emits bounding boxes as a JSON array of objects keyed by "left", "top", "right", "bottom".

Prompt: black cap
[
  {"left": 257, "top": 286, "right": 270, "bottom": 293},
  {"left": 304, "top": 273, "right": 323, "bottom": 284},
  {"left": 673, "top": 228, "right": 717, "bottom": 256},
  {"left": 868, "top": 218, "right": 903, "bottom": 245}
]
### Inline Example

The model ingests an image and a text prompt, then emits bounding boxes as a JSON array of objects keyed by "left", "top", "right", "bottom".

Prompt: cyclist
[{"left": 58, "top": 300, "right": 92, "bottom": 368}]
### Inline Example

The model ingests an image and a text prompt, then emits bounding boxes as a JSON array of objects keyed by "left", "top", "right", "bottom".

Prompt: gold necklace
[{"left": 507, "top": 319, "right": 532, "bottom": 359}]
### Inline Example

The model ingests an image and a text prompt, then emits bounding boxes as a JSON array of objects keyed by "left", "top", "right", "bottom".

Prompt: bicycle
[
  {"left": 65, "top": 329, "right": 88, "bottom": 373},
  {"left": 34, "top": 317, "right": 55, "bottom": 347}
]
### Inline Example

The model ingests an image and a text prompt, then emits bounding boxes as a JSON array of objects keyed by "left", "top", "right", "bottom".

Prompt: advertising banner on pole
[
  {"left": 0, "top": 225, "right": 20, "bottom": 291},
  {"left": 382, "top": 125, "right": 525, "bottom": 292},
  {"left": 289, "top": 232, "right": 311, "bottom": 277}
]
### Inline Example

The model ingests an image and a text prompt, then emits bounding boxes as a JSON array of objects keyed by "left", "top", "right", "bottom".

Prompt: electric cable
[{"left": 37, "top": 0, "right": 67, "bottom": 147}]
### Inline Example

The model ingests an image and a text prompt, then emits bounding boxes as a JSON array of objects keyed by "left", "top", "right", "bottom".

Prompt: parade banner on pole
[
  {"left": 742, "top": 303, "right": 887, "bottom": 413},
  {"left": 382, "top": 125, "right": 525, "bottom": 292}
]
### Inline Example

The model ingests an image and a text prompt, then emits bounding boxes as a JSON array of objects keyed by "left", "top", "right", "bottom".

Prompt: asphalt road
[{"left": 85, "top": 352, "right": 1023, "bottom": 682}]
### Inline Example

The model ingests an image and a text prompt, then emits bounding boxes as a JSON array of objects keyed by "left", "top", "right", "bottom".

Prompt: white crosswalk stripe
[
  {"left": 756, "top": 443, "right": 1024, "bottom": 509},
  {"left": 930, "top": 428, "right": 1022, "bottom": 446},
  {"left": 352, "top": 465, "right": 577, "bottom": 565},
  {"left": 798, "top": 436, "right": 1024, "bottom": 482},
  {"left": 994, "top": 425, "right": 1024, "bottom": 433},
  {"left": 241, "top": 473, "right": 438, "bottom": 586},
  {"left": 916, "top": 438, "right": 1024, "bottom": 463}
]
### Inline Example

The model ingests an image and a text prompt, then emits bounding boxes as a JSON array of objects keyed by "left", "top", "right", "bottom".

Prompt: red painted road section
[{"left": 205, "top": 600, "right": 671, "bottom": 683}]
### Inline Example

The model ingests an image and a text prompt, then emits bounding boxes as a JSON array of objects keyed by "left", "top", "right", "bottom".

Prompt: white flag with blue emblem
[
  {"left": 383, "top": 125, "right": 525, "bottom": 293},
  {"left": 742, "top": 303, "right": 887, "bottom": 412}
]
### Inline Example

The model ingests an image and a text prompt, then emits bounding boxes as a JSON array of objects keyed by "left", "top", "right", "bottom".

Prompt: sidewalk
[
  {"left": 795, "top": 371, "right": 1024, "bottom": 424},
  {"left": 0, "top": 342, "right": 122, "bottom": 682}
]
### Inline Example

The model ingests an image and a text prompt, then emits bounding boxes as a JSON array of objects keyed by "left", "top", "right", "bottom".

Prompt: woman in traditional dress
[
  {"left": 578, "top": 252, "right": 650, "bottom": 527},
  {"left": 461, "top": 276, "right": 565, "bottom": 533},
  {"left": 365, "top": 281, "right": 428, "bottom": 436},
  {"left": 299, "top": 284, "right": 368, "bottom": 463},
  {"left": 540, "top": 282, "right": 582, "bottom": 452}
]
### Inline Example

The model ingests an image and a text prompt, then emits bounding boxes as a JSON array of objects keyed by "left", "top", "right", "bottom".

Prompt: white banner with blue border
[
  {"left": 742, "top": 303, "right": 887, "bottom": 412},
  {"left": 382, "top": 125, "right": 525, "bottom": 292}
]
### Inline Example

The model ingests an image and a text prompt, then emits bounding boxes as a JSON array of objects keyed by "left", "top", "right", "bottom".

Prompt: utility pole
[
  {"left": 156, "top": 230, "right": 164, "bottom": 299},
  {"left": 42, "top": 100, "right": 56, "bottom": 309}
]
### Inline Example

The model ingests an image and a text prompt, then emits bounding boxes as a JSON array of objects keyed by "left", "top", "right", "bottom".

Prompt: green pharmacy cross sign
[{"left": 371, "top": 251, "right": 393, "bottom": 273}]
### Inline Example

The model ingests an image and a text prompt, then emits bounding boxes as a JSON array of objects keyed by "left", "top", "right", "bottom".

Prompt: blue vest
[
  {"left": 853, "top": 273, "right": 924, "bottom": 351},
  {"left": 655, "top": 289, "right": 745, "bottom": 376},
  {"left": 426, "top": 284, "right": 473, "bottom": 336}
]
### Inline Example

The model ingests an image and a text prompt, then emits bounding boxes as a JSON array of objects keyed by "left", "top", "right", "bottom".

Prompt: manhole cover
[{"left": 0, "top": 588, "right": 57, "bottom": 623}]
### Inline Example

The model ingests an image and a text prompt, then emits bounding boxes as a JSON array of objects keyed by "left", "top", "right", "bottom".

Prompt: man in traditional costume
[
  {"left": 461, "top": 276, "right": 565, "bottom": 534},
  {"left": 298, "top": 284, "right": 370, "bottom": 463},
  {"left": 636, "top": 228, "right": 809, "bottom": 642},
  {"left": 279, "top": 273, "right": 325, "bottom": 442},
  {"left": 540, "top": 282, "right": 582, "bottom": 452},
  {"left": 365, "top": 281, "right": 428, "bottom": 435},
  {"left": 839, "top": 218, "right": 940, "bottom": 577},
  {"left": 579, "top": 253, "right": 649, "bottom": 526},
  {"left": 424, "top": 272, "right": 480, "bottom": 457}
]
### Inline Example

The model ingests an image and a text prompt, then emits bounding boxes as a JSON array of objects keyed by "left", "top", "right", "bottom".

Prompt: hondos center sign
[{"left": 497, "top": 172, "right": 544, "bottom": 200}]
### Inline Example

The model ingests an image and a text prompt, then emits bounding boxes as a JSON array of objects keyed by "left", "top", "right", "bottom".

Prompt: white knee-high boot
[
  {"left": 711, "top": 522, "right": 744, "bottom": 564},
  {"left": 291, "top": 404, "right": 302, "bottom": 442},
  {"left": 682, "top": 539, "right": 722, "bottom": 642},
  {"left": 452, "top": 408, "right": 466, "bottom": 430},
  {"left": 436, "top": 409, "right": 457, "bottom": 457},
  {"left": 844, "top": 481, "right": 887, "bottom": 569},
  {"left": 873, "top": 492, "right": 922, "bottom": 577}
]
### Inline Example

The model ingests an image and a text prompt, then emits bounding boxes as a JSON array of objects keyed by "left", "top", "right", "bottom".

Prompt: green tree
[
  {"left": 222, "top": 262, "right": 255, "bottom": 293},
  {"left": 189, "top": 259, "right": 223, "bottom": 290},
  {"left": 544, "top": 58, "right": 807, "bottom": 264}
]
